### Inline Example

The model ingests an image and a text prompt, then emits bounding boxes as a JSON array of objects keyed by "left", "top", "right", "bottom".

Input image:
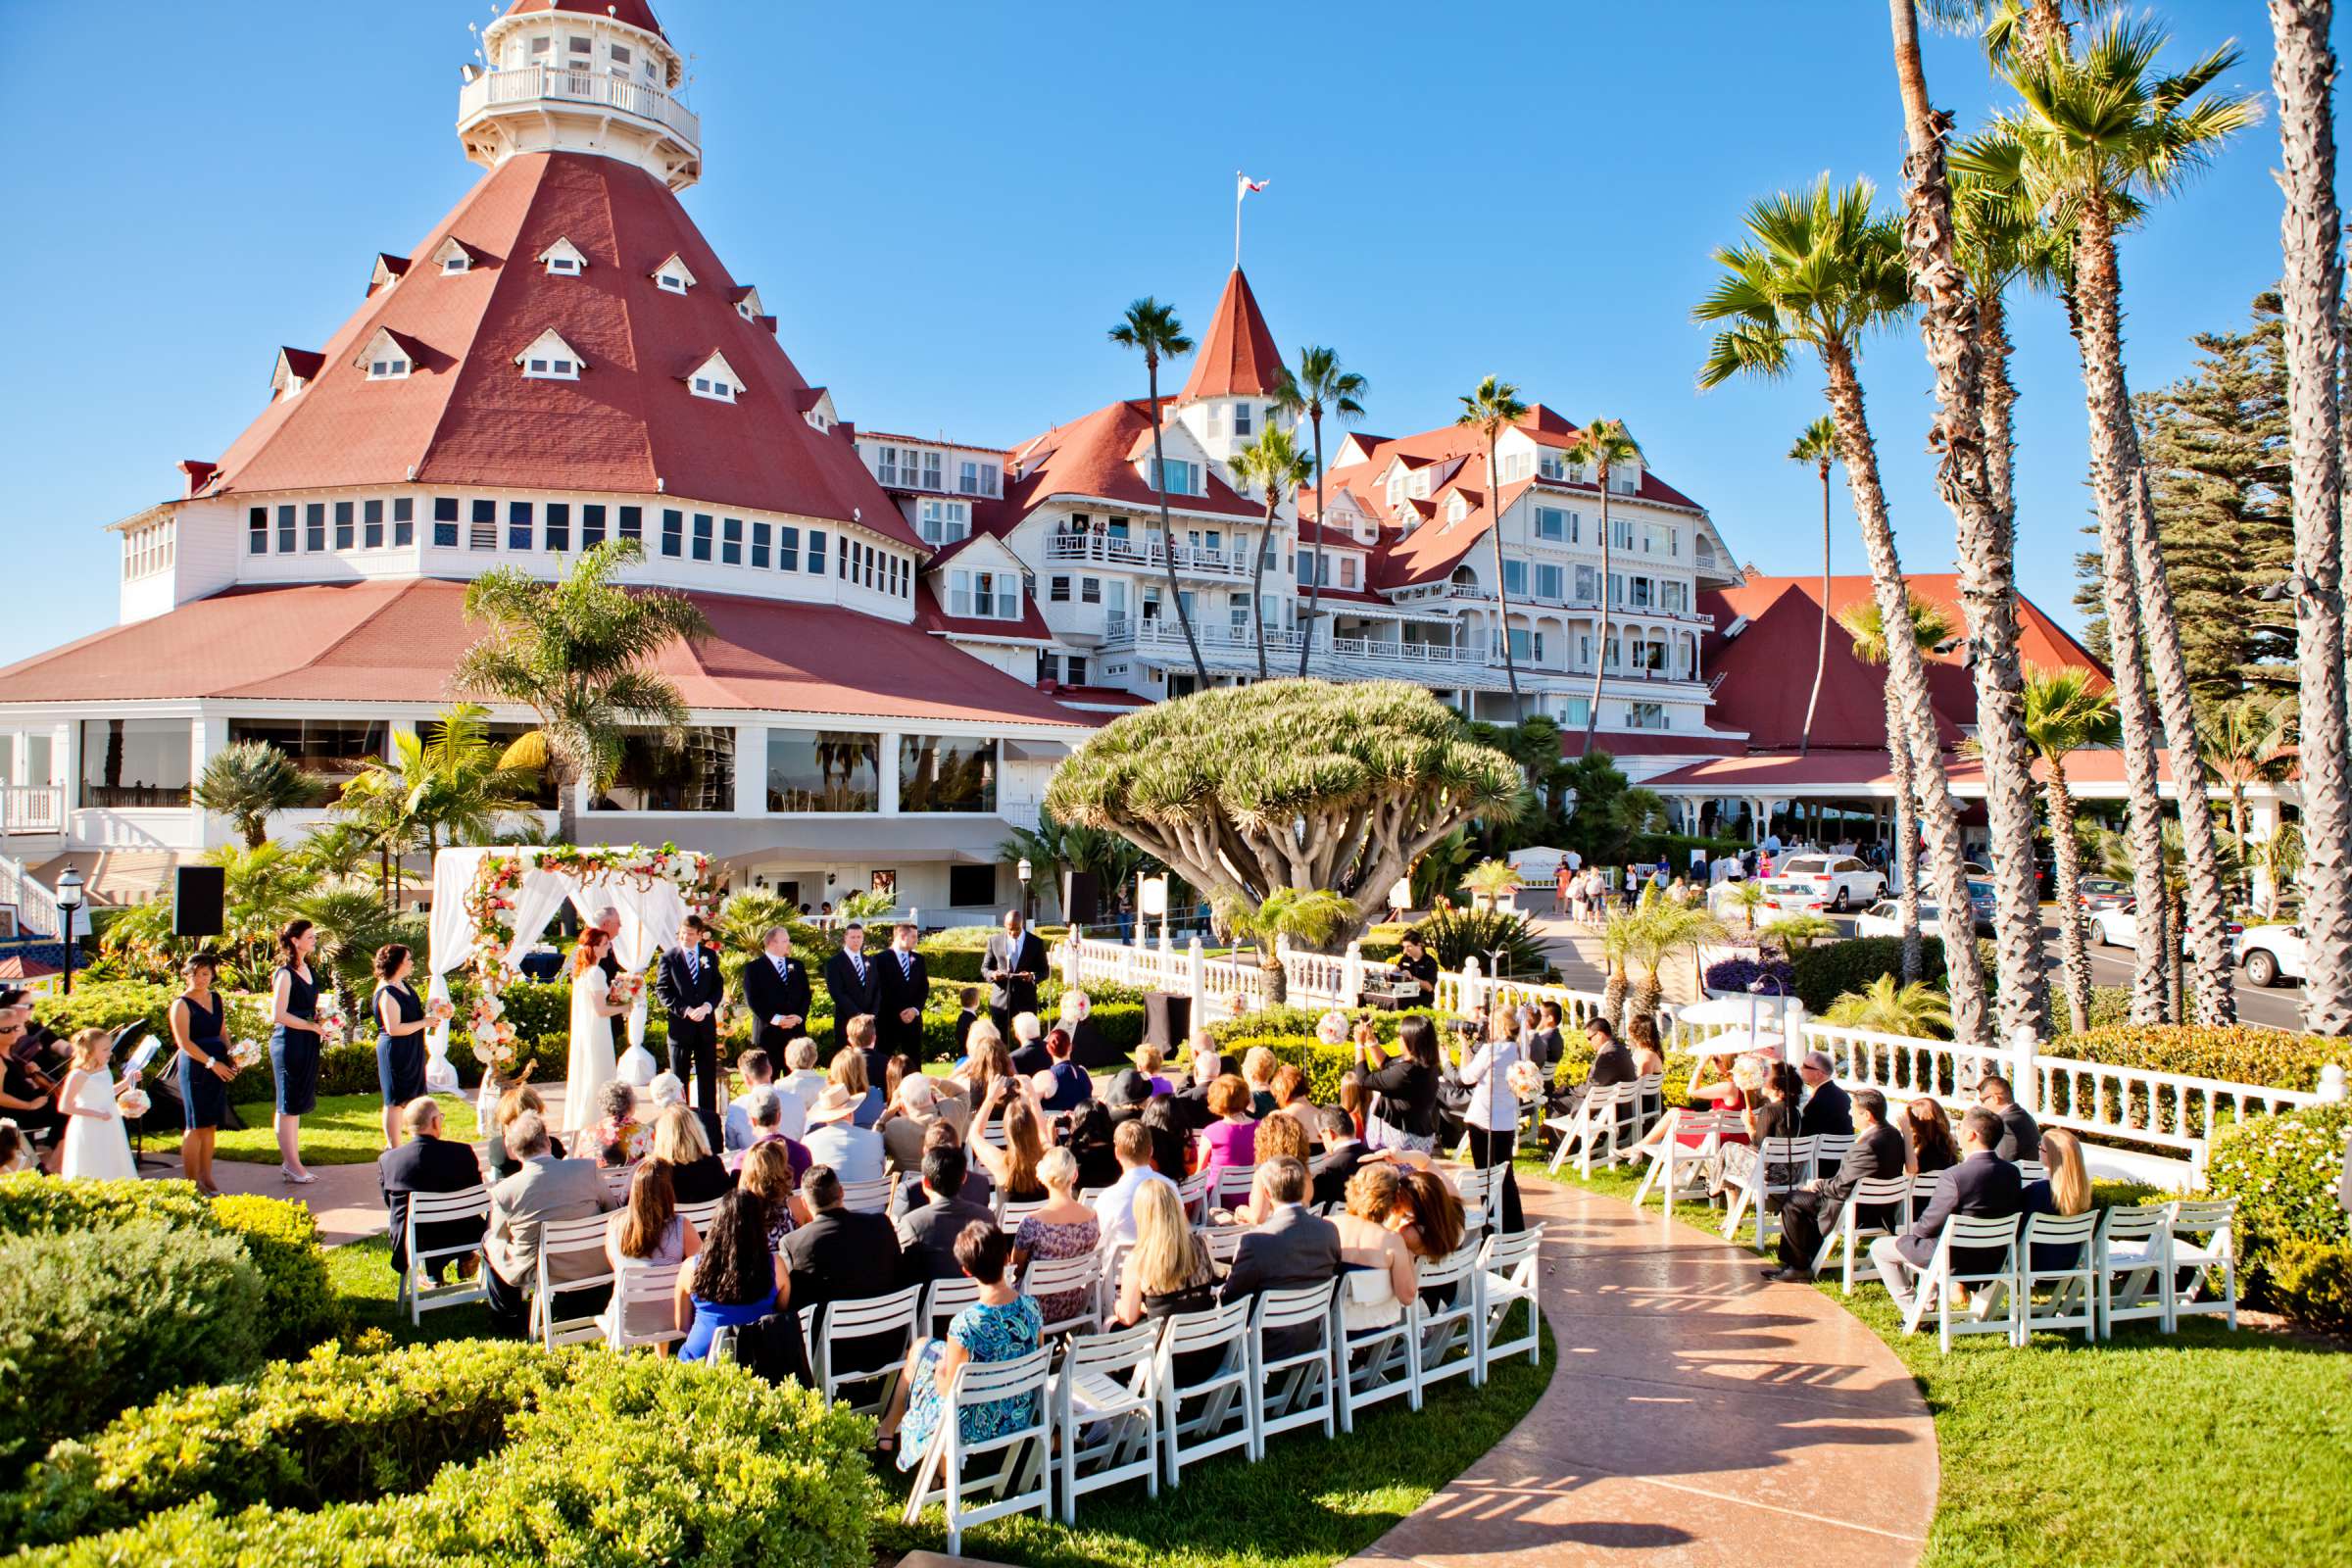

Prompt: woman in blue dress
[
  {"left": 371, "top": 943, "right": 429, "bottom": 1150},
  {"left": 675, "top": 1190, "right": 787, "bottom": 1361},
  {"left": 269, "top": 918, "right": 322, "bottom": 1185},
  {"left": 168, "top": 952, "right": 236, "bottom": 1197},
  {"left": 874, "top": 1220, "right": 1042, "bottom": 1469}
]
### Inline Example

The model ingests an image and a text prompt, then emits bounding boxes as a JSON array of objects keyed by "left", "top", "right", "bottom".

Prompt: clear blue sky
[{"left": 0, "top": 1, "right": 2312, "bottom": 668}]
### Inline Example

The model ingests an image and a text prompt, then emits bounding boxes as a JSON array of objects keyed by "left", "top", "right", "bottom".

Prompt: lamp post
[
  {"left": 53, "top": 865, "right": 84, "bottom": 997},
  {"left": 1015, "top": 858, "right": 1033, "bottom": 920}
]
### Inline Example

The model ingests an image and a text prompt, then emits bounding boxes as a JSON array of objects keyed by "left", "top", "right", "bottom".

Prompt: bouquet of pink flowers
[
  {"left": 228, "top": 1038, "right": 264, "bottom": 1070},
  {"left": 312, "top": 995, "right": 349, "bottom": 1047},
  {"left": 426, "top": 997, "right": 458, "bottom": 1027},
  {"left": 609, "top": 972, "right": 644, "bottom": 1009},
  {"left": 116, "top": 1085, "right": 151, "bottom": 1118},
  {"left": 1505, "top": 1059, "right": 1546, "bottom": 1102}
]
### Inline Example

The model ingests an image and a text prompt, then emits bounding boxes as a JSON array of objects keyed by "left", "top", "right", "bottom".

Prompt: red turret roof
[
  {"left": 199, "top": 151, "right": 916, "bottom": 550},
  {"left": 504, "top": 0, "right": 667, "bottom": 38},
  {"left": 1179, "top": 269, "right": 1286, "bottom": 402}
]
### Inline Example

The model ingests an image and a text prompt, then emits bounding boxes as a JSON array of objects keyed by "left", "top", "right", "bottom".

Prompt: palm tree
[
  {"left": 1969, "top": 16, "right": 2255, "bottom": 1025},
  {"left": 2019, "top": 664, "right": 2121, "bottom": 1034},
  {"left": 209, "top": 840, "right": 320, "bottom": 980},
  {"left": 1625, "top": 894, "right": 1726, "bottom": 1027},
  {"left": 1461, "top": 858, "right": 1521, "bottom": 912},
  {"left": 337, "top": 705, "right": 540, "bottom": 907},
  {"left": 1273, "top": 348, "right": 1369, "bottom": 678},
  {"left": 1695, "top": 175, "right": 1994, "bottom": 1052},
  {"left": 1457, "top": 376, "right": 1530, "bottom": 710},
  {"left": 1108, "top": 299, "right": 1209, "bottom": 688},
  {"left": 1788, "top": 416, "right": 1839, "bottom": 758},
  {"left": 193, "top": 741, "right": 323, "bottom": 850},
  {"left": 2198, "top": 693, "right": 2297, "bottom": 901},
  {"left": 2267, "top": 0, "right": 2352, "bottom": 1037},
  {"left": 451, "top": 539, "right": 710, "bottom": 846},
  {"left": 1565, "top": 418, "right": 1642, "bottom": 749},
  {"left": 295, "top": 821, "right": 381, "bottom": 886},
  {"left": 1839, "top": 598, "right": 1949, "bottom": 988},
  {"left": 293, "top": 886, "right": 409, "bottom": 1016},
  {"left": 1228, "top": 425, "right": 1313, "bottom": 680},
  {"left": 1722, "top": 876, "right": 1768, "bottom": 937},
  {"left": 1824, "top": 974, "right": 1954, "bottom": 1040},
  {"left": 998, "top": 808, "right": 1154, "bottom": 916},
  {"left": 1218, "top": 887, "right": 1355, "bottom": 1005}
]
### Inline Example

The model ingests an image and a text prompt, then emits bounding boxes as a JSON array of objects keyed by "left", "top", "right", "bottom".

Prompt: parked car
[
  {"left": 1763, "top": 854, "right": 1886, "bottom": 913},
  {"left": 1857, "top": 900, "right": 1953, "bottom": 939},
  {"left": 2091, "top": 901, "right": 2244, "bottom": 958},
  {"left": 2237, "top": 924, "right": 2308, "bottom": 988},
  {"left": 2076, "top": 877, "right": 2131, "bottom": 912}
]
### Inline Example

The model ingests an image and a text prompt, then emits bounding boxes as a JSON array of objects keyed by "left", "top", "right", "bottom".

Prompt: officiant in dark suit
[
  {"left": 872, "top": 921, "right": 929, "bottom": 1072},
  {"left": 738, "top": 924, "right": 810, "bottom": 1057},
  {"left": 823, "top": 922, "right": 880, "bottom": 1053},
  {"left": 656, "top": 914, "right": 725, "bottom": 1115},
  {"left": 981, "top": 909, "right": 1048, "bottom": 1037}
]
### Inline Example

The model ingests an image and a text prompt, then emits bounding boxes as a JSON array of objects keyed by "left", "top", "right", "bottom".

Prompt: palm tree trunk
[
  {"left": 2075, "top": 198, "right": 2235, "bottom": 1022},
  {"left": 1800, "top": 461, "right": 1829, "bottom": 757},
  {"left": 2046, "top": 765, "right": 2092, "bottom": 1034},
  {"left": 2271, "top": 0, "right": 2352, "bottom": 1037},
  {"left": 1145, "top": 366, "right": 1209, "bottom": 689},
  {"left": 1587, "top": 481, "right": 1611, "bottom": 748},
  {"left": 1250, "top": 495, "right": 1273, "bottom": 681},
  {"left": 1822, "top": 337, "right": 1992, "bottom": 1052},
  {"left": 2063, "top": 216, "right": 2177, "bottom": 1027},
  {"left": 1297, "top": 410, "right": 1326, "bottom": 679},
  {"left": 1886, "top": 682, "right": 1925, "bottom": 985},
  {"left": 1884, "top": 0, "right": 2048, "bottom": 1046},
  {"left": 2166, "top": 891, "right": 2185, "bottom": 1024},
  {"left": 1488, "top": 434, "right": 1520, "bottom": 709}
]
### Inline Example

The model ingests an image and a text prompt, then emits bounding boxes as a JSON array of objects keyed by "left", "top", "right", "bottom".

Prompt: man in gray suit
[
  {"left": 481, "top": 1111, "right": 616, "bottom": 1336},
  {"left": 981, "top": 908, "right": 1049, "bottom": 1037},
  {"left": 1221, "top": 1156, "right": 1342, "bottom": 1358}
]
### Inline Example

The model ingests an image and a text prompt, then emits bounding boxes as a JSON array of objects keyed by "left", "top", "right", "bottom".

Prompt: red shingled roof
[
  {"left": 912, "top": 581, "right": 1055, "bottom": 644},
  {"left": 504, "top": 0, "right": 666, "bottom": 37},
  {"left": 1000, "top": 399, "right": 1263, "bottom": 524},
  {"left": 202, "top": 152, "right": 919, "bottom": 551},
  {"left": 1179, "top": 268, "right": 1287, "bottom": 402},
  {"left": 1560, "top": 731, "right": 1747, "bottom": 760},
  {"left": 0, "top": 580, "right": 1081, "bottom": 728}
]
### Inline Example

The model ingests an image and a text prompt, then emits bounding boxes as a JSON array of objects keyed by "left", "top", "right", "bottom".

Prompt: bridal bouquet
[
  {"left": 116, "top": 1085, "right": 151, "bottom": 1118},
  {"left": 1505, "top": 1059, "right": 1546, "bottom": 1102},
  {"left": 228, "top": 1038, "right": 264, "bottom": 1070},
  {"left": 312, "top": 996, "right": 349, "bottom": 1047},
  {"left": 426, "top": 997, "right": 458, "bottom": 1028},
  {"left": 609, "top": 972, "right": 644, "bottom": 1008}
]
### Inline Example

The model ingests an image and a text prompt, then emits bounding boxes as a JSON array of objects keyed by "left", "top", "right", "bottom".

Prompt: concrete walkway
[{"left": 1344, "top": 1176, "right": 1936, "bottom": 1568}]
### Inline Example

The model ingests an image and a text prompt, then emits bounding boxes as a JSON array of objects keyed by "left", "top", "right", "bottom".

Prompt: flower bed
[{"left": 2205, "top": 1102, "right": 2352, "bottom": 1330}]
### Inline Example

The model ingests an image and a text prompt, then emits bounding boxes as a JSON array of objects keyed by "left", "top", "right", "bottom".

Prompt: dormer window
[
  {"left": 431, "top": 236, "right": 475, "bottom": 275},
  {"left": 1446, "top": 494, "right": 1468, "bottom": 522},
  {"left": 369, "top": 356, "right": 410, "bottom": 380},
  {"left": 686, "top": 351, "right": 744, "bottom": 403},
  {"left": 732, "top": 285, "right": 765, "bottom": 321},
  {"left": 516, "top": 328, "right": 586, "bottom": 381},
  {"left": 652, "top": 254, "right": 698, "bottom": 295},
  {"left": 357, "top": 327, "right": 416, "bottom": 381},
  {"left": 538, "top": 237, "right": 587, "bottom": 276},
  {"left": 270, "top": 347, "right": 322, "bottom": 402},
  {"left": 1539, "top": 452, "right": 1566, "bottom": 481}
]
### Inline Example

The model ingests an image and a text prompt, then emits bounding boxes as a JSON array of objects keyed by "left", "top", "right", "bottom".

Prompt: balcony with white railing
[
  {"left": 1043, "top": 531, "right": 1255, "bottom": 581},
  {"left": 1, "top": 787, "right": 62, "bottom": 836},
  {"left": 458, "top": 66, "right": 703, "bottom": 147}
]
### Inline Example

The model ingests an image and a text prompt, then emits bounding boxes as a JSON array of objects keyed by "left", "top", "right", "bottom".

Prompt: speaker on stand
[
  {"left": 173, "top": 865, "right": 226, "bottom": 939},
  {"left": 1061, "top": 869, "right": 1101, "bottom": 929}
]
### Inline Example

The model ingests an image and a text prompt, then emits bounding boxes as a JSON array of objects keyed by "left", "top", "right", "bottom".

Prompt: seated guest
[
  {"left": 1566, "top": 1018, "right": 1636, "bottom": 1115},
  {"left": 1140, "top": 1095, "right": 1190, "bottom": 1183},
  {"left": 1270, "top": 1064, "right": 1318, "bottom": 1139},
  {"left": 1767, "top": 1088, "right": 1905, "bottom": 1282},
  {"left": 742, "top": 1087, "right": 812, "bottom": 1180},
  {"left": 1038, "top": 1028, "right": 1093, "bottom": 1113},
  {"left": 1311, "top": 1105, "right": 1370, "bottom": 1209},
  {"left": 953, "top": 1026, "right": 1012, "bottom": 1113},
  {"left": 893, "top": 1118, "right": 996, "bottom": 1217},
  {"left": 1011, "top": 1147, "right": 1100, "bottom": 1324},
  {"left": 1868, "top": 1106, "right": 2025, "bottom": 1314},
  {"left": 1624, "top": 1013, "right": 1668, "bottom": 1080},
  {"left": 1903, "top": 1097, "right": 1961, "bottom": 1175},
  {"left": 1112, "top": 1179, "right": 1224, "bottom": 1384},
  {"left": 1388, "top": 1166, "right": 1466, "bottom": 1263},
  {"left": 481, "top": 1111, "right": 616, "bottom": 1336},
  {"left": 1007, "top": 1011, "right": 1051, "bottom": 1077},
  {"left": 780, "top": 1165, "right": 908, "bottom": 1376},
  {"left": 379, "top": 1096, "right": 485, "bottom": 1281},
  {"left": 738, "top": 1139, "right": 808, "bottom": 1253},
  {"left": 1338, "top": 1069, "right": 1368, "bottom": 1142},
  {"left": 1095, "top": 1120, "right": 1176, "bottom": 1246},
  {"left": 953, "top": 987, "right": 984, "bottom": 1059},
  {"left": 829, "top": 1042, "right": 885, "bottom": 1129},
  {"left": 804, "top": 1085, "right": 887, "bottom": 1186},
  {"left": 647, "top": 1071, "right": 688, "bottom": 1116},
  {"left": 1197, "top": 1074, "right": 1258, "bottom": 1187},
  {"left": 897, "top": 1141, "right": 998, "bottom": 1281},
  {"left": 2021, "top": 1127, "right": 2094, "bottom": 1270},
  {"left": 780, "top": 1038, "right": 828, "bottom": 1116},
  {"left": 1796, "top": 1050, "right": 1853, "bottom": 1137},
  {"left": 1103, "top": 1067, "right": 1153, "bottom": 1132},
  {"left": 879, "top": 1071, "right": 965, "bottom": 1174},
  {"left": 726, "top": 1049, "right": 798, "bottom": 1152},
  {"left": 973, "top": 1082, "right": 1050, "bottom": 1202},
  {"left": 1058, "top": 990, "right": 1115, "bottom": 1070},
  {"left": 654, "top": 1102, "right": 733, "bottom": 1203},
  {"left": 1221, "top": 1156, "right": 1342, "bottom": 1356},
  {"left": 604, "top": 1157, "right": 702, "bottom": 1349},
  {"left": 591, "top": 1079, "right": 649, "bottom": 1169},
  {"left": 482, "top": 1084, "right": 565, "bottom": 1181},
  {"left": 1528, "top": 1001, "right": 1567, "bottom": 1074},
  {"left": 873, "top": 1221, "right": 1043, "bottom": 1468},
  {"left": 675, "top": 1189, "right": 787, "bottom": 1362},
  {"left": 1976, "top": 1073, "right": 2041, "bottom": 1163},
  {"left": 1134, "top": 1041, "right": 1174, "bottom": 1097},
  {"left": 1233, "top": 1111, "right": 1311, "bottom": 1224},
  {"left": 1062, "top": 1101, "right": 1121, "bottom": 1191},
  {"left": 1242, "top": 1047, "right": 1280, "bottom": 1119},
  {"left": 1332, "top": 1163, "right": 1417, "bottom": 1333},
  {"left": 1167, "top": 1037, "right": 1222, "bottom": 1136}
]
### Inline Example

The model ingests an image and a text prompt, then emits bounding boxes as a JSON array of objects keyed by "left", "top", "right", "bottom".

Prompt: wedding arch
[{"left": 422, "top": 843, "right": 719, "bottom": 1094}]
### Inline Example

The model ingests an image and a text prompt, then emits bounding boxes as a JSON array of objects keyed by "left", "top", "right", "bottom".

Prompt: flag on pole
[
  {"left": 1238, "top": 173, "right": 1268, "bottom": 197},
  {"left": 1234, "top": 173, "right": 1268, "bottom": 267}
]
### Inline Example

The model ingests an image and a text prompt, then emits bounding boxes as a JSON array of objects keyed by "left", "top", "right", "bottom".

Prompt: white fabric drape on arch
[{"left": 421, "top": 847, "right": 691, "bottom": 1095}]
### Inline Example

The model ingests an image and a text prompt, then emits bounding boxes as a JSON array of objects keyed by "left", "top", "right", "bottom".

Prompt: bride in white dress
[
  {"left": 58, "top": 1028, "right": 136, "bottom": 1183},
  {"left": 565, "top": 930, "right": 630, "bottom": 1129}
]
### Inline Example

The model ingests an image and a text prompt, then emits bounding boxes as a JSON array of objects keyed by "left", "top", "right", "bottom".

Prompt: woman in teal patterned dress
[{"left": 876, "top": 1220, "right": 1042, "bottom": 1468}]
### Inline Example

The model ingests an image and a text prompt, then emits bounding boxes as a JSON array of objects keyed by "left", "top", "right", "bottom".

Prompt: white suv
[
  {"left": 1764, "top": 854, "right": 1886, "bottom": 913},
  {"left": 2237, "top": 924, "right": 2308, "bottom": 988}
]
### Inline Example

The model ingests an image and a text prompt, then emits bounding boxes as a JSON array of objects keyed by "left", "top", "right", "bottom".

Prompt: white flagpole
[{"left": 1234, "top": 171, "right": 1244, "bottom": 270}]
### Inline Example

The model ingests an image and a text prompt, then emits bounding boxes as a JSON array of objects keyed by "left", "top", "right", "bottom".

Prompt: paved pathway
[{"left": 1343, "top": 1176, "right": 1936, "bottom": 1568}]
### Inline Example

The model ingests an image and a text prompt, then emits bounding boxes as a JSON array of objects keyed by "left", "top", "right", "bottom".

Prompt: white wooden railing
[
  {"left": 0, "top": 852, "right": 62, "bottom": 938},
  {"left": 459, "top": 66, "right": 703, "bottom": 144},
  {"left": 0, "top": 787, "right": 61, "bottom": 835}
]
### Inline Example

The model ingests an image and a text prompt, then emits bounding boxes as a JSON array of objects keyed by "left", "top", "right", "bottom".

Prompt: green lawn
[
  {"left": 218, "top": 1093, "right": 483, "bottom": 1165},
  {"left": 1521, "top": 1155, "right": 2352, "bottom": 1568}
]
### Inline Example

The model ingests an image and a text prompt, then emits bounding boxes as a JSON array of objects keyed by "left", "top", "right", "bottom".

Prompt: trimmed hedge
[
  {"left": 4, "top": 1341, "right": 881, "bottom": 1567},
  {"left": 2041, "top": 1024, "right": 2345, "bottom": 1095},
  {"left": 1789, "top": 936, "right": 1950, "bottom": 1014},
  {"left": 2206, "top": 1102, "right": 2350, "bottom": 1329},
  {"left": 207, "top": 1195, "right": 337, "bottom": 1351}
]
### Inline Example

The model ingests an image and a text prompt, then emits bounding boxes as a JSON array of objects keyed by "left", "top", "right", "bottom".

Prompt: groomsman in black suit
[
  {"left": 739, "top": 924, "right": 810, "bottom": 1058},
  {"left": 872, "top": 920, "right": 929, "bottom": 1074},
  {"left": 823, "top": 922, "right": 879, "bottom": 1054},
  {"left": 981, "top": 908, "right": 1048, "bottom": 1038},
  {"left": 656, "top": 913, "right": 725, "bottom": 1115}
]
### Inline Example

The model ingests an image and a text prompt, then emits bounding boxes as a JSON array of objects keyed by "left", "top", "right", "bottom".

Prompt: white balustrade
[
  {"left": 0, "top": 787, "right": 62, "bottom": 836},
  {"left": 459, "top": 65, "right": 702, "bottom": 144},
  {"left": 0, "top": 852, "right": 63, "bottom": 938}
]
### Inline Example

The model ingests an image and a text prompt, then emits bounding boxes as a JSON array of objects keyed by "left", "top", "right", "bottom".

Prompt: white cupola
[{"left": 458, "top": 1, "right": 702, "bottom": 192}]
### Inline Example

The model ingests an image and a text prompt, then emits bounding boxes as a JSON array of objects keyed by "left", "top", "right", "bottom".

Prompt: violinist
[{"left": 0, "top": 992, "right": 64, "bottom": 1172}]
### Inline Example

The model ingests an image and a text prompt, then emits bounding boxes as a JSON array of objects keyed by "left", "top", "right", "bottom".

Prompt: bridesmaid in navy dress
[
  {"left": 270, "top": 918, "right": 322, "bottom": 1185},
  {"left": 372, "top": 942, "right": 429, "bottom": 1150},
  {"left": 170, "top": 951, "right": 236, "bottom": 1197}
]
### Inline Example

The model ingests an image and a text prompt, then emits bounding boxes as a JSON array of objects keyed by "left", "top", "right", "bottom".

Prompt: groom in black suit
[
  {"left": 871, "top": 920, "right": 929, "bottom": 1074},
  {"left": 823, "top": 922, "right": 880, "bottom": 1054},
  {"left": 656, "top": 913, "right": 725, "bottom": 1116}
]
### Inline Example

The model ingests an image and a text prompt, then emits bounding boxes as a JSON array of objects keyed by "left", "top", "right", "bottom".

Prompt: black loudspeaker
[
  {"left": 1062, "top": 869, "right": 1101, "bottom": 927},
  {"left": 172, "top": 865, "right": 226, "bottom": 938}
]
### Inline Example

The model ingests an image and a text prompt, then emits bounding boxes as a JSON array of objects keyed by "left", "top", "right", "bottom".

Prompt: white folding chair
[
  {"left": 1020, "top": 1252, "right": 1103, "bottom": 1338},
  {"left": 1053, "top": 1321, "right": 1160, "bottom": 1523},
  {"left": 839, "top": 1177, "right": 894, "bottom": 1215},
  {"left": 1476, "top": 1225, "right": 1544, "bottom": 1372},
  {"left": 1334, "top": 1268, "right": 1417, "bottom": 1430},
  {"left": 397, "top": 1185, "right": 489, "bottom": 1325},
  {"left": 999, "top": 1197, "right": 1050, "bottom": 1234},
  {"left": 2093, "top": 1204, "right": 2173, "bottom": 1339},
  {"left": 1544, "top": 1082, "right": 1632, "bottom": 1177},
  {"left": 531, "top": 1213, "right": 617, "bottom": 1348},
  {"left": 1633, "top": 1112, "right": 1734, "bottom": 1230},
  {"left": 1153, "top": 1298, "right": 1254, "bottom": 1487},
  {"left": 1812, "top": 1133, "right": 1854, "bottom": 1169},
  {"left": 1627, "top": 1073, "right": 1666, "bottom": 1145},
  {"left": 1199, "top": 1225, "right": 1248, "bottom": 1267},
  {"left": 2165, "top": 1199, "right": 2239, "bottom": 1330},
  {"left": 1245, "top": 1281, "right": 1338, "bottom": 1455},
  {"left": 1811, "top": 1175, "right": 1913, "bottom": 1296},
  {"left": 1723, "top": 1135, "right": 1817, "bottom": 1251},
  {"left": 601, "top": 1165, "right": 632, "bottom": 1203},
  {"left": 976, "top": 1119, "right": 1009, "bottom": 1151},
  {"left": 601, "top": 1260, "right": 685, "bottom": 1352},
  {"left": 1176, "top": 1170, "right": 1210, "bottom": 1223},
  {"left": 921, "top": 1275, "right": 983, "bottom": 1340},
  {"left": 802, "top": 1283, "right": 922, "bottom": 1416},
  {"left": 2015, "top": 1211, "right": 2099, "bottom": 1345},
  {"left": 1212, "top": 1163, "right": 1258, "bottom": 1211},
  {"left": 674, "top": 1197, "right": 723, "bottom": 1233},
  {"left": 1411, "top": 1248, "right": 1483, "bottom": 1390},
  {"left": 2014, "top": 1159, "right": 2049, "bottom": 1185},
  {"left": 1078, "top": 1186, "right": 1109, "bottom": 1210},
  {"left": 901, "top": 1346, "right": 1054, "bottom": 1556},
  {"left": 1900, "top": 1215, "right": 2022, "bottom": 1353}
]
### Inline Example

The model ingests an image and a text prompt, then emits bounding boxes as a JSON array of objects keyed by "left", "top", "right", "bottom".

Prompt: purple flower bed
[{"left": 1704, "top": 956, "right": 1794, "bottom": 994}]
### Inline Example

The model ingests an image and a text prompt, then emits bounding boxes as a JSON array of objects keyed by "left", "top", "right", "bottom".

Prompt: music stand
[{"left": 116, "top": 1024, "right": 172, "bottom": 1169}]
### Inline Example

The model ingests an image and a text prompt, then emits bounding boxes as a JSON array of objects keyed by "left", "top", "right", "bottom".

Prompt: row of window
[
  {"left": 122, "top": 519, "right": 176, "bottom": 581},
  {"left": 947, "top": 568, "right": 1020, "bottom": 620},
  {"left": 1201, "top": 401, "right": 1278, "bottom": 441},
  {"left": 248, "top": 499, "right": 417, "bottom": 554},
  {"left": 1494, "top": 559, "right": 1691, "bottom": 612},
  {"left": 873, "top": 446, "right": 1003, "bottom": 499},
  {"left": 509, "top": 30, "right": 660, "bottom": 82}
]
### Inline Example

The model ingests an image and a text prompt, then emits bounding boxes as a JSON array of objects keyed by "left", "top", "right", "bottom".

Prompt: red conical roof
[
  {"left": 203, "top": 151, "right": 914, "bottom": 548},
  {"left": 503, "top": 0, "right": 667, "bottom": 39},
  {"left": 1179, "top": 268, "right": 1286, "bottom": 402}
]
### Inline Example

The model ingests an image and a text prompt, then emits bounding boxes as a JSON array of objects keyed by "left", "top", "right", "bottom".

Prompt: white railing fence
[
  {"left": 0, "top": 786, "right": 62, "bottom": 835},
  {"left": 0, "top": 852, "right": 62, "bottom": 938}
]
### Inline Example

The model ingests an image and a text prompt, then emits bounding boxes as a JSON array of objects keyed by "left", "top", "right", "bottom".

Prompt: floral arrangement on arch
[{"left": 459, "top": 842, "right": 717, "bottom": 1074}]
